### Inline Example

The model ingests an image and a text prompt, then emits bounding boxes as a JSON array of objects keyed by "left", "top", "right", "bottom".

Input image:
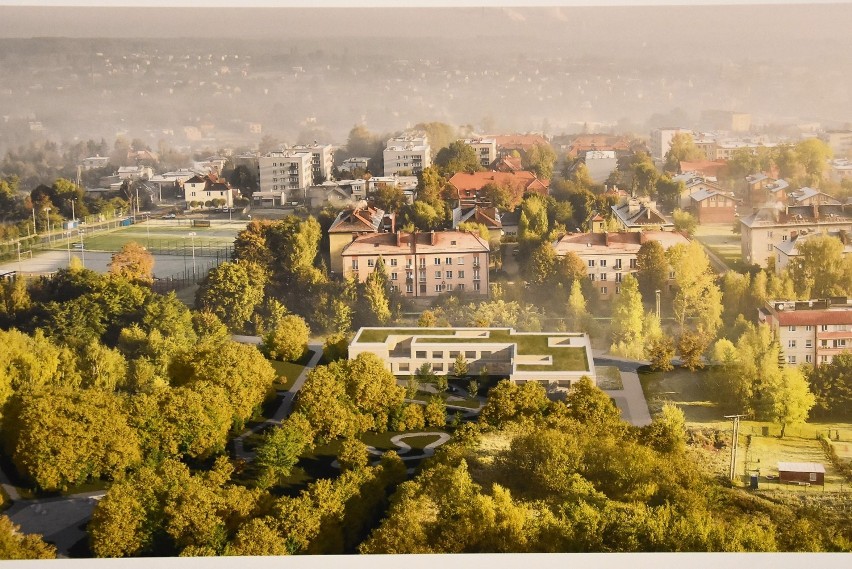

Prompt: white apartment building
[
  {"left": 259, "top": 151, "right": 313, "bottom": 198},
  {"left": 81, "top": 155, "right": 110, "bottom": 170},
  {"left": 288, "top": 143, "right": 334, "bottom": 183},
  {"left": 650, "top": 127, "right": 691, "bottom": 161},
  {"left": 383, "top": 134, "right": 431, "bottom": 176},
  {"left": 759, "top": 299, "right": 852, "bottom": 366},
  {"left": 340, "top": 157, "right": 371, "bottom": 175},
  {"left": 461, "top": 137, "right": 497, "bottom": 168}
]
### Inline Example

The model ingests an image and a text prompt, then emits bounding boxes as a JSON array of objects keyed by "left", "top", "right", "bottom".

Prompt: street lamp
[
  {"left": 70, "top": 198, "right": 76, "bottom": 223},
  {"left": 44, "top": 207, "right": 51, "bottom": 244},
  {"left": 78, "top": 229, "right": 86, "bottom": 268},
  {"left": 655, "top": 289, "right": 661, "bottom": 320},
  {"left": 188, "top": 231, "right": 197, "bottom": 278},
  {"left": 66, "top": 231, "right": 71, "bottom": 264},
  {"left": 145, "top": 214, "right": 150, "bottom": 248}
]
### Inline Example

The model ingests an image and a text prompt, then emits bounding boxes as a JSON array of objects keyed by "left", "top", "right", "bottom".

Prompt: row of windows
[
  {"left": 355, "top": 256, "right": 478, "bottom": 270},
  {"left": 788, "top": 324, "right": 847, "bottom": 332},
  {"left": 587, "top": 259, "right": 636, "bottom": 269}
]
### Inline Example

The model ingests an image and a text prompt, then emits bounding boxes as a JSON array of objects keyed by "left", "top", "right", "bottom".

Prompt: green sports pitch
[{"left": 56, "top": 222, "right": 245, "bottom": 253}]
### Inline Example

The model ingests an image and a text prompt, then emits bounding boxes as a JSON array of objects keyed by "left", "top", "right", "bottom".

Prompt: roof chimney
[
  {"left": 396, "top": 231, "right": 402, "bottom": 247},
  {"left": 430, "top": 230, "right": 437, "bottom": 245}
]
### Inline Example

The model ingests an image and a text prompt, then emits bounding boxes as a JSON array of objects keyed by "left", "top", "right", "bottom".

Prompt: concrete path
[
  {"left": 594, "top": 354, "right": 654, "bottom": 427},
  {"left": 331, "top": 432, "right": 451, "bottom": 473},
  {"left": 232, "top": 343, "right": 323, "bottom": 462}
]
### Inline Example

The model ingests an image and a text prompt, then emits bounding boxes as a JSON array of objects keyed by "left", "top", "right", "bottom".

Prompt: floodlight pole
[{"left": 725, "top": 414, "right": 748, "bottom": 481}]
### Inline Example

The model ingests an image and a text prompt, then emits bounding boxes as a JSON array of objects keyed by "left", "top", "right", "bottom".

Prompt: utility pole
[
  {"left": 656, "top": 289, "right": 661, "bottom": 320},
  {"left": 188, "top": 231, "right": 197, "bottom": 278},
  {"left": 725, "top": 414, "right": 748, "bottom": 481},
  {"left": 79, "top": 229, "right": 85, "bottom": 268}
]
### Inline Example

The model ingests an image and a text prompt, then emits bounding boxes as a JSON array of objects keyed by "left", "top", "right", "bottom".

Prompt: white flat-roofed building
[
  {"left": 383, "top": 134, "right": 431, "bottom": 176},
  {"left": 259, "top": 151, "right": 313, "bottom": 198},
  {"left": 461, "top": 137, "right": 497, "bottom": 168},
  {"left": 341, "top": 230, "right": 489, "bottom": 298},
  {"left": 288, "top": 143, "right": 334, "bottom": 183},
  {"left": 349, "top": 327, "right": 596, "bottom": 392},
  {"left": 81, "top": 155, "right": 109, "bottom": 170},
  {"left": 340, "top": 157, "right": 371, "bottom": 175},
  {"left": 650, "top": 127, "right": 691, "bottom": 161}
]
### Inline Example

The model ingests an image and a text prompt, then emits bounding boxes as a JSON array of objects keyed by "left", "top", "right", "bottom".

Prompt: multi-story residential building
[
  {"left": 341, "top": 230, "right": 489, "bottom": 298},
  {"left": 183, "top": 174, "right": 234, "bottom": 209},
  {"left": 672, "top": 172, "right": 724, "bottom": 210},
  {"left": 819, "top": 130, "right": 852, "bottom": 158},
  {"left": 288, "top": 143, "right": 334, "bottom": 183},
  {"left": 327, "top": 205, "right": 395, "bottom": 275},
  {"left": 552, "top": 231, "right": 690, "bottom": 299},
  {"left": 774, "top": 231, "right": 852, "bottom": 274},
  {"left": 713, "top": 140, "right": 777, "bottom": 161},
  {"left": 650, "top": 127, "right": 691, "bottom": 161},
  {"left": 258, "top": 151, "right": 313, "bottom": 199},
  {"left": 830, "top": 159, "right": 852, "bottom": 183},
  {"left": 348, "top": 327, "right": 596, "bottom": 391},
  {"left": 739, "top": 203, "right": 852, "bottom": 267},
  {"left": 383, "top": 134, "right": 431, "bottom": 176},
  {"left": 759, "top": 298, "right": 852, "bottom": 366},
  {"left": 611, "top": 198, "right": 673, "bottom": 231},
  {"left": 461, "top": 137, "right": 497, "bottom": 168}
]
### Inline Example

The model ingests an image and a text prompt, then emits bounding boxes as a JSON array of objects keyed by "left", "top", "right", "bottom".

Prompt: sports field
[{"left": 62, "top": 220, "right": 244, "bottom": 253}]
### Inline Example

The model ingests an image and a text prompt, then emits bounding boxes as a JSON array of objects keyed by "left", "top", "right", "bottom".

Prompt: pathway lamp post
[{"left": 188, "top": 231, "right": 197, "bottom": 278}]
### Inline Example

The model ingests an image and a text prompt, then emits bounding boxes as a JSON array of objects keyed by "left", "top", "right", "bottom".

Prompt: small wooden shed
[{"left": 777, "top": 462, "right": 825, "bottom": 486}]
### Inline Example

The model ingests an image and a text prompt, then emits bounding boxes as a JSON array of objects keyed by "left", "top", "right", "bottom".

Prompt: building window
[
  {"left": 446, "top": 271, "right": 453, "bottom": 279},
  {"left": 434, "top": 258, "right": 441, "bottom": 265},
  {"left": 821, "top": 325, "right": 830, "bottom": 332},
  {"left": 406, "top": 283, "right": 413, "bottom": 293},
  {"left": 614, "top": 259, "right": 622, "bottom": 269},
  {"left": 600, "top": 286, "right": 608, "bottom": 294},
  {"left": 351, "top": 260, "right": 358, "bottom": 270},
  {"left": 629, "top": 259, "right": 637, "bottom": 269},
  {"left": 589, "top": 274, "right": 595, "bottom": 281},
  {"left": 399, "top": 363, "right": 410, "bottom": 372},
  {"left": 820, "top": 355, "right": 829, "bottom": 363},
  {"left": 788, "top": 355, "right": 796, "bottom": 364},
  {"left": 788, "top": 325, "right": 796, "bottom": 332},
  {"left": 474, "top": 281, "right": 480, "bottom": 291},
  {"left": 805, "top": 325, "right": 812, "bottom": 331},
  {"left": 415, "top": 351, "right": 426, "bottom": 358},
  {"left": 434, "top": 363, "right": 444, "bottom": 372},
  {"left": 806, "top": 340, "right": 813, "bottom": 348},
  {"left": 805, "top": 355, "right": 813, "bottom": 363},
  {"left": 447, "top": 284, "right": 453, "bottom": 291},
  {"left": 420, "top": 284, "right": 426, "bottom": 294},
  {"left": 835, "top": 340, "right": 847, "bottom": 348},
  {"left": 788, "top": 340, "right": 796, "bottom": 348},
  {"left": 615, "top": 286, "right": 621, "bottom": 294},
  {"left": 782, "top": 235, "right": 788, "bottom": 242},
  {"left": 615, "top": 273, "right": 622, "bottom": 283},
  {"left": 669, "top": 270, "right": 675, "bottom": 279},
  {"left": 391, "top": 272, "right": 398, "bottom": 280},
  {"left": 449, "top": 351, "right": 460, "bottom": 358},
  {"left": 588, "top": 260, "right": 596, "bottom": 267},
  {"left": 435, "top": 271, "right": 441, "bottom": 279},
  {"left": 435, "top": 285, "right": 442, "bottom": 292},
  {"left": 600, "top": 273, "right": 607, "bottom": 281},
  {"left": 600, "top": 260, "right": 607, "bottom": 267},
  {"left": 457, "top": 257, "right": 464, "bottom": 265},
  {"left": 420, "top": 258, "right": 426, "bottom": 267},
  {"left": 458, "top": 283, "right": 465, "bottom": 290},
  {"left": 390, "top": 259, "right": 397, "bottom": 266},
  {"left": 445, "top": 257, "right": 452, "bottom": 265},
  {"left": 458, "top": 270, "right": 465, "bottom": 279},
  {"left": 432, "top": 351, "right": 442, "bottom": 359}
]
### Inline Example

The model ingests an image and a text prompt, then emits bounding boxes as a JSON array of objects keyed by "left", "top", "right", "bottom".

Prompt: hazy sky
[{"left": 1, "top": 3, "right": 851, "bottom": 41}]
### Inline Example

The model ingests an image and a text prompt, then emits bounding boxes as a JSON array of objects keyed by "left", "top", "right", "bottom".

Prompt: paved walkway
[
  {"left": 232, "top": 343, "right": 323, "bottom": 462},
  {"left": 594, "top": 353, "right": 653, "bottom": 427}
]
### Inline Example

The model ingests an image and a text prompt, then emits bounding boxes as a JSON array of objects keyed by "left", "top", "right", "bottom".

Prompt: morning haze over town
[{"left": 0, "top": 2, "right": 850, "bottom": 561}]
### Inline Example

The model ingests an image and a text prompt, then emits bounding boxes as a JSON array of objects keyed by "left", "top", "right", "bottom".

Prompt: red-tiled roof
[
  {"left": 774, "top": 310, "right": 852, "bottom": 326},
  {"left": 492, "top": 134, "right": 549, "bottom": 150},
  {"left": 341, "top": 231, "right": 489, "bottom": 256},
  {"left": 566, "top": 134, "right": 631, "bottom": 158},
  {"left": 495, "top": 156, "right": 523, "bottom": 172},
  {"left": 680, "top": 160, "right": 727, "bottom": 177}
]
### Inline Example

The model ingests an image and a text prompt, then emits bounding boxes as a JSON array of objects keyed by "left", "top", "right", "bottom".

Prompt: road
[{"left": 594, "top": 354, "right": 653, "bottom": 427}]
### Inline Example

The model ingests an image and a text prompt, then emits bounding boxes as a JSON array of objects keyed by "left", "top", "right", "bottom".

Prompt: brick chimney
[
  {"left": 430, "top": 230, "right": 437, "bottom": 245},
  {"left": 396, "top": 231, "right": 402, "bottom": 247}
]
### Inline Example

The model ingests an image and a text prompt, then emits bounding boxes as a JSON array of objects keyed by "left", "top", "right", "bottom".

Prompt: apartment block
[
  {"left": 349, "top": 327, "right": 596, "bottom": 391},
  {"left": 650, "top": 127, "right": 691, "bottom": 161},
  {"left": 461, "top": 137, "right": 497, "bottom": 168},
  {"left": 740, "top": 203, "right": 852, "bottom": 267},
  {"left": 288, "top": 143, "right": 334, "bottom": 183},
  {"left": 341, "top": 230, "right": 489, "bottom": 298},
  {"left": 553, "top": 231, "right": 690, "bottom": 299},
  {"left": 259, "top": 151, "right": 313, "bottom": 198},
  {"left": 383, "top": 134, "right": 431, "bottom": 176},
  {"left": 759, "top": 298, "right": 852, "bottom": 366}
]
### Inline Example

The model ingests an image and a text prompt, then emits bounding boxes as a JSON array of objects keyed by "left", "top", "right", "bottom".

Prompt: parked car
[{"left": 162, "top": 213, "right": 176, "bottom": 219}]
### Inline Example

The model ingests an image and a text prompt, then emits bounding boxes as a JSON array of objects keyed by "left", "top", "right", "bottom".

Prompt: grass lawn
[
  {"left": 268, "top": 360, "right": 306, "bottom": 391},
  {"left": 409, "top": 390, "right": 481, "bottom": 410},
  {"left": 595, "top": 366, "right": 624, "bottom": 390},
  {"left": 693, "top": 224, "right": 748, "bottom": 272},
  {"left": 56, "top": 223, "right": 241, "bottom": 253},
  {"left": 640, "top": 364, "right": 852, "bottom": 489}
]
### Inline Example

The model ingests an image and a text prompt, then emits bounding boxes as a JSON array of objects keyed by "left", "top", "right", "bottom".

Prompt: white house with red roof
[{"left": 759, "top": 298, "right": 852, "bottom": 366}]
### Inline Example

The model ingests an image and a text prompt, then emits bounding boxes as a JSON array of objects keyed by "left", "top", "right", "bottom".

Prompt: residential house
[
  {"left": 492, "top": 134, "right": 550, "bottom": 159},
  {"left": 677, "top": 159, "right": 728, "bottom": 179},
  {"left": 349, "top": 327, "right": 596, "bottom": 391},
  {"left": 563, "top": 134, "right": 631, "bottom": 160},
  {"left": 740, "top": 202, "right": 852, "bottom": 267},
  {"left": 81, "top": 155, "right": 109, "bottom": 170},
  {"left": 787, "top": 188, "right": 842, "bottom": 207},
  {"left": 746, "top": 174, "right": 789, "bottom": 207},
  {"left": 383, "top": 134, "right": 431, "bottom": 176},
  {"left": 183, "top": 174, "right": 235, "bottom": 209},
  {"left": 451, "top": 205, "right": 502, "bottom": 242},
  {"left": 116, "top": 165, "right": 153, "bottom": 181},
  {"left": 341, "top": 230, "right": 489, "bottom": 298},
  {"left": 448, "top": 171, "right": 548, "bottom": 208},
  {"left": 611, "top": 198, "right": 673, "bottom": 231},
  {"left": 340, "top": 157, "right": 371, "bottom": 175},
  {"left": 327, "top": 204, "right": 395, "bottom": 274},
  {"left": 689, "top": 188, "right": 738, "bottom": 224},
  {"left": 494, "top": 155, "right": 524, "bottom": 172},
  {"left": 672, "top": 172, "right": 724, "bottom": 210},
  {"left": 758, "top": 298, "right": 852, "bottom": 366},
  {"left": 553, "top": 230, "right": 690, "bottom": 299}
]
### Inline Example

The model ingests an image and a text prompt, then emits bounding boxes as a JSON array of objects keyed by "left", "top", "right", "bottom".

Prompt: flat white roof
[{"left": 778, "top": 462, "right": 825, "bottom": 473}]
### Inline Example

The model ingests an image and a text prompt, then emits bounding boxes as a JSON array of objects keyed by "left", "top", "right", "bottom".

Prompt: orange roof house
[{"left": 448, "top": 171, "right": 549, "bottom": 205}]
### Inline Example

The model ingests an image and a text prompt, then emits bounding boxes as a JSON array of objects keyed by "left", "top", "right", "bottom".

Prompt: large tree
[
  {"left": 263, "top": 314, "right": 310, "bottom": 362},
  {"left": 195, "top": 260, "right": 266, "bottom": 333},
  {"left": 108, "top": 241, "right": 155, "bottom": 284},
  {"left": 786, "top": 235, "right": 852, "bottom": 299},
  {"left": 609, "top": 274, "right": 645, "bottom": 359},
  {"left": 635, "top": 240, "right": 668, "bottom": 302},
  {"left": 434, "top": 141, "right": 482, "bottom": 175}
]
